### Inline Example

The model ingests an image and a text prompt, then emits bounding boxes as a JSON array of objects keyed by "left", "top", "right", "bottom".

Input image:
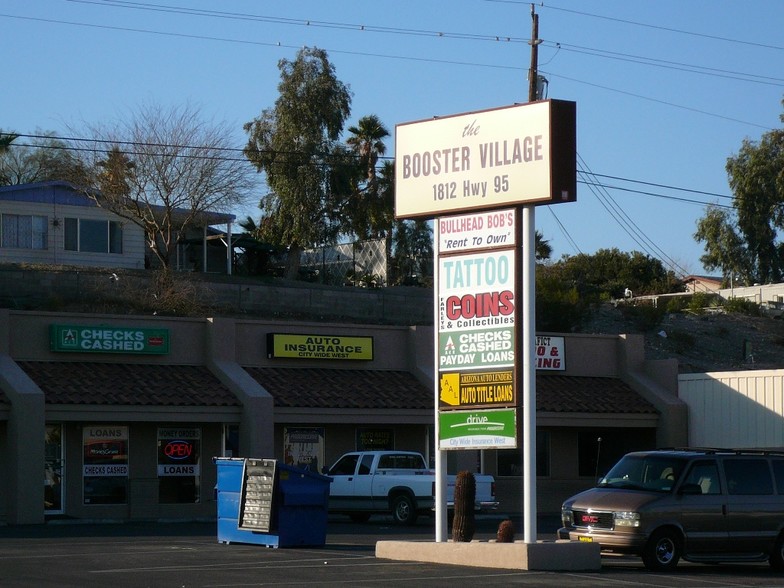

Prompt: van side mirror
[{"left": 679, "top": 483, "right": 702, "bottom": 495}]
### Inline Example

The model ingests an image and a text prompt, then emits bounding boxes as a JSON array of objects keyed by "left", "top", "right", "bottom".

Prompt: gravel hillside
[{"left": 580, "top": 303, "right": 784, "bottom": 374}]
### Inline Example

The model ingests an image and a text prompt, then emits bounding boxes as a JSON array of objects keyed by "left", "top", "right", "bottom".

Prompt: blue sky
[{"left": 3, "top": 1, "right": 783, "bottom": 276}]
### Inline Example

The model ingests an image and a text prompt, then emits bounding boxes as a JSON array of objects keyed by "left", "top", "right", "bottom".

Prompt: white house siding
[
  {"left": 0, "top": 194, "right": 145, "bottom": 270},
  {"left": 679, "top": 369, "right": 784, "bottom": 448},
  {"left": 718, "top": 283, "right": 784, "bottom": 304}
]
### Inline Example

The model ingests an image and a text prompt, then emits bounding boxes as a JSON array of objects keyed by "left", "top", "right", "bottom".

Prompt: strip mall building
[{"left": 0, "top": 308, "right": 686, "bottom": 525}]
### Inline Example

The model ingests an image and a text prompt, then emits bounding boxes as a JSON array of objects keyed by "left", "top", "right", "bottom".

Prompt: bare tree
[
  {"left": 72, "top": 103, "right": 255, "bottom": 268},
  {"left": 0, "top": 131, "right": 85, "bottom": 186}
]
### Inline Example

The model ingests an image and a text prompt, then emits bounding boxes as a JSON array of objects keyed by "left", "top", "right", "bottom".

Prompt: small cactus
[
  {"left": 496, "top": 519, "right": 515, "bottom": 543},
  {"left": 451, "top": 470, "right": 476, "bottom": 542}
]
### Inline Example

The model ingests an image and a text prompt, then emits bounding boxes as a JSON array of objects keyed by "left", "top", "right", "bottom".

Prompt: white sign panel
[
  {"left": 396, "top": 100, "right": 576, "bottom": 218},
  {"left": 535, "top": 335, "right": 565, "bottom": 371},
  {"left": 438, "top": 209, "right": 516, "bottom": 254}
]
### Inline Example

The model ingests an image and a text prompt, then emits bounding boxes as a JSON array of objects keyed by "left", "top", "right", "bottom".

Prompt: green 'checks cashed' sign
[{"left": 50, "top": 325, "right": 170, "bottom": 354}]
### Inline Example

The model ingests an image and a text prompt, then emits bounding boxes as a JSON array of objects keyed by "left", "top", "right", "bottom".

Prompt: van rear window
[{"left": 724, "top": 459, "right": 773, "bottom": 495}]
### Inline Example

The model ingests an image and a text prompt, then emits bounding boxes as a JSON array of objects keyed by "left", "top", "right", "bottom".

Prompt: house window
[
  {"left": 64, "top": 218, "right": 123, "bottom": 253},
  {"left": 1, "top": 214, "right": 48, "bottom": 249}
]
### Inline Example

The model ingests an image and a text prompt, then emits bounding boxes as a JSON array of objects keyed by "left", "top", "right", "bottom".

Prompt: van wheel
[
  {"left": 769, "top": 534, "right": 784, "bottom": 570},
  {"left": 391, "top": 494, "right": 417, "bottom": 525},
  {"left": 642, "top": 529, "right": 681, "bottom": 572}
]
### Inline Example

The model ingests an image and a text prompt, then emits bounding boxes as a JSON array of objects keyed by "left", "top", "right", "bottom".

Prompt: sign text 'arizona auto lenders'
[{"left": 437, "top": 209, "right": 517, "bottom": 449}]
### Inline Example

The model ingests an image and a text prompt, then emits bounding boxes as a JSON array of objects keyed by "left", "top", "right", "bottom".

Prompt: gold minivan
[{"left": 558, "top": 448, "right": 784, "bottom": 571}]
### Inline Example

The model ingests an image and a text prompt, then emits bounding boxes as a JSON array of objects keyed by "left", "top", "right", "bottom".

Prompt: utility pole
[
  {"left": 521, "top": 1, "right": 541, "bottom": 545},
  {"left": 528, "top": 4, "right": 541, "bottom": 102}
]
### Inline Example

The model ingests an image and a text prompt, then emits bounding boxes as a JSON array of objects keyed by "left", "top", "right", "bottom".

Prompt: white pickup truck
[{"left": 325, "top": 450, "right": 498, "bottom": 524}]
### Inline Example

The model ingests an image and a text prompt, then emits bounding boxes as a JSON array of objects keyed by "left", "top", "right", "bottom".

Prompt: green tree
[
  {"left": 244, "top": 47, "right": 352, "bottom": 279},
  {"left": 535, "top": 231, "right": 552, "bottom": 262},
  {"left": 0, "top": 130, "right": 18, "bottom": 154},
  {"left": 696, "top": 104, "right": 784, "bottom": 284},
  {"left": 548, "top": 248, "right": 677, "bottom": 301},
  {"left": 693, "top": 205, "right": 750, "bottom": 284},
  {"left": 96, "top": 146, "right": 135, "bottom": 199},
  {"left": 390, "top": 217, "right": 433, "bottom": 285}
]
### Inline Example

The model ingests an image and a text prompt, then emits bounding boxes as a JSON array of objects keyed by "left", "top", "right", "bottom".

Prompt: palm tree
[
  {"left": 0, "top": 130, "right": 18, "bottom": 154},
  {"left": 345, "top": 115, "right": 391, "bottom": 240},
  {"left": 346, "top": 114, "right": 389, "bottom": 187}
]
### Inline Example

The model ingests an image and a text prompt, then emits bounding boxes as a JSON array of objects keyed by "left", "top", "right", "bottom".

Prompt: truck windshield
[{"left": 597, "top": 455, "right": 686, "bottom": 492}]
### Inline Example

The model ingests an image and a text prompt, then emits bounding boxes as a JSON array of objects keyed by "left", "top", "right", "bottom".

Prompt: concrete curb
[{"left": 375, "top": 539, "right": 601, "bottom": 571}]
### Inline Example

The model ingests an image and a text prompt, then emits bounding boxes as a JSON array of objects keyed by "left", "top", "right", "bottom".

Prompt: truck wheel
[
  {"left": 641, "top": 529, "right": 681, "bottom": 572},
  {"left": 392, "top": 494, "right": 418, "bottom": 525},
  {"left": 349, "top": 513, "right": 371, "bottom": 523}
]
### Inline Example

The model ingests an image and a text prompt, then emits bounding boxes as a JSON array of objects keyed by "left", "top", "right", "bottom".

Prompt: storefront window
[
  {"left": 223, "top": 424, "right": 239, "bottom": 457},
  {"left": 283, "top": 427, "right": 324, "bottom": 472},
  {"left": 496, "top": 430, "right": 550, "bottom": 476},
  {"left": 356, "top": 428, "right": 394, "bottom": 451},
  {"left": 45, "top": 424, "right": 64, "bottom": 512},
  {"left": 577, "top": 429, "right": 656, "bottom": 478},
  {"left": 157, "top": 427, "right": 201, "bottom": 503},
  {"left": 83, "top": 425, "right": 128, "bottom": 505}
]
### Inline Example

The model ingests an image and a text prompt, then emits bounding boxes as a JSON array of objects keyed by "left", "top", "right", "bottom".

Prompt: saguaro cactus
[{"left": 451, "top": 470, "right": 476, "bottom": 542}]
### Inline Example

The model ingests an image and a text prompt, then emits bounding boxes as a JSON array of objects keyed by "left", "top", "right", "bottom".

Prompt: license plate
[{"left": 578, "top": 536, "right": 593, "bottom": 543}]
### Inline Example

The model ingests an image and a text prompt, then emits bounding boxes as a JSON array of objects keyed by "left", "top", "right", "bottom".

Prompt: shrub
[
  {"left": 723, "top": 297, "right": 760, "bottom": 317},
  {"left": 496, "top": 519, "right": 515, "bottom": 543},
  {"left": 620, "top": 302, "right": 665, "bottom": 331}
]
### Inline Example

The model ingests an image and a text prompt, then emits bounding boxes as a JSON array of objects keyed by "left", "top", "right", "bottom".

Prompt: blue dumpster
[{"left": 215, "top": 457, "right": 331, "bottom": 548}]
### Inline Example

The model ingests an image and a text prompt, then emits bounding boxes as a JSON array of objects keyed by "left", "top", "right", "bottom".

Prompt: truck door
[
  {"left": 328, "top": 453, "right": 360, "bottom": 509},
  {"left": 352, "top": 454, "right": 378, "bottom": 508}
]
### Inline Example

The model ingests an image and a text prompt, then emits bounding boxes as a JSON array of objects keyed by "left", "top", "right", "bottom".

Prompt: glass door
[{"left": 45, "top": 424, "right": 64, "bottom": 513}]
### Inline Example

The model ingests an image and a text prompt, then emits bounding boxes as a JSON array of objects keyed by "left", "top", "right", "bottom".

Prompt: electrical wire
[
  {"left": 2, "top": 132, "right": 738, "bottom": 208},
  {"left": 578, "top": 154, "right": 698, "bottom": 279}
]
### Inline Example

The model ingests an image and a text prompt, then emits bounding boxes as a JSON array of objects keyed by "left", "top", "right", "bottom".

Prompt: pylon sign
[
  {"left": 395, "top": 100, "right": 576, "bottom": 219},
  {"left": 437, "top": 209, "right": 517, "bottom": 450}
]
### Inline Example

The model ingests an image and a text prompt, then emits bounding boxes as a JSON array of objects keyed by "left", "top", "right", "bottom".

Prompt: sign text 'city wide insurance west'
[{"left": 394, "top": 100, "right": 576, "bottom": 219}]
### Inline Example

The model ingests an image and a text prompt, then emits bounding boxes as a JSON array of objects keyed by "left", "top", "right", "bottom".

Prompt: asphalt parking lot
[{"left": 1, "top": 515, "right": 784, "bottom": 587}]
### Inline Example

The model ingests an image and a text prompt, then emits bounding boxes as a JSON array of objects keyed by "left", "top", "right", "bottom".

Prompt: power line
[
  {"left": 540, "top": 69, "right": 776, "bottom": 131},
  {"left": 4, "top": 3, "right": 781, "bottom": 85},
  {"left": 537, "top": 2, "right": 784, "bottom": 52},
  {"left": 578, "top": 180, "right": 733, "bottom": 209},
  {"left": 546, "top": 207, "right": 581, "bottom": 255},
  {"left": 542, "top": 41, "right": 784, "bottom": 87},
  {"left": 578, "top": 155, "right": 696, "bottom": 279},
  {"left": 0, "top": 13, "right": 524, "bottom": 72},
  {"left": 67, "top": 0, "right": 530, "bottom": 43},
  {"left": 4, "top": 132, "right": 739, "bottom": 206}
]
